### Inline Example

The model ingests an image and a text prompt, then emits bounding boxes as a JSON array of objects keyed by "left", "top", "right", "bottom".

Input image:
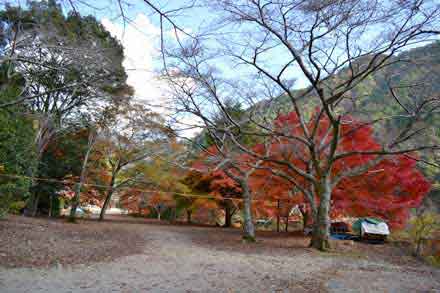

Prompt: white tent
[{"left": 361, "top": 221, "right": 390, "bottom": 236}]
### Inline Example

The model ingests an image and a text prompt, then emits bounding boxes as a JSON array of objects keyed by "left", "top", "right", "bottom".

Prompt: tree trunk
[
  {"left": 298, "top": 204, "right": 310, "bottom": 232},
  {"left": 99, "top": 169, "right": 117, "bottom": 221},
  {"left": 48, "top": 194, "right": 53, "bottom": 218},
  {"left": 241, "top": 184, "right": 255, "bottom": 242},
  {"left": 25, "top": 117, "right": 55, "bottom": 217},
  {"left": 302, "top": 209, "right": 309, "bottom": 230},
  {"left": 31, "top": 192, "right": 40, "bottom": 217},
  {"left": 223, "top": 168, "right": 255, "bottom": 241},
  {"left": 69, "top": 183, "right": 82, "bottom": 221},
  {"left": 310, "top": 207, "right": 331, "bottom": 250},
  {"left": 310, "top": 179, "right": 331, "bottom": 251},
  {"left": 170, "top": 208, "right": 176, "bottom": 222},
  {"left": 414, "top": 238, "right": 423, "bottom": 257},
  {"left": 224, "top": 200, "right": 232, "bottom": 227},
  {"left": 24, "top": 165, "right": 42, "bottom": 217},
  {"left": 99, "top": 188, "right": 114, "bottom": 221},
  {"left": 276, "top": 199, "right": 280, "bottom": 232},
  {"left": 69, "top": 132, "right": 94, "bottom": 222},
  {"left": 186, "top": 210, "right": 192, "bottom": 223},
  {"left": 285, "top": 216, "right": 289, "bottom": 232}
]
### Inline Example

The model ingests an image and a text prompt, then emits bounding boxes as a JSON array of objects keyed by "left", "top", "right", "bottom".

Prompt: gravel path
[{"left": 1, "top": 222, "right": 439, "bottom": 292}]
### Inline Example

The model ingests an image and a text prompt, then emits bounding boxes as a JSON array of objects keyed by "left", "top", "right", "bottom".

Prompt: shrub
[
  {"left": 0, "top": 184, "right": 15, "bottom": 219},
  {"left": 9, "top": 201, "right": 26, "bottom": 214},
  {"left": 426, "top": 254, "right": 440, "bottom": 268},
  {"left": 406, "top": 212, "right": 440, "bottom": 257},
  {"left": 0, "top": 206, "right": 7, "bottom": 219}
]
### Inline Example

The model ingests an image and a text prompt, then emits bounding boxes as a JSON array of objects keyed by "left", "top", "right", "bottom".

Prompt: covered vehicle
[
  {"left": 330, "top": 221, "right": 350, "bottom": 234},
  {"left": 330, "top": 221, "right": 356, "bottom": 240},
  {"left": 352, "top": 218, "right": 389, "bottom": 242}
]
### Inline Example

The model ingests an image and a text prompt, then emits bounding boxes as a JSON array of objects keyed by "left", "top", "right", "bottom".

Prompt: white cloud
[
  {"left": 102, "top": 14, "right": 168, "bottom": 109},
  {"left": 102, "top": 14, "right": 202, "bottom": 138}
]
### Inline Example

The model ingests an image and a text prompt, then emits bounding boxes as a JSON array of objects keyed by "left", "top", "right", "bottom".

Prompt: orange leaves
[
  {"left": 333, "top": 154, "right": 431, "bottom": 228},
  {"left": 249, "top": 108, "right": 431, "bottom": 228},
  {"left": 186, "top": 107, "right": 431, "bottom": 229},
  {"left": 149, "top": 192, "right": 175, "bottom": 207}
]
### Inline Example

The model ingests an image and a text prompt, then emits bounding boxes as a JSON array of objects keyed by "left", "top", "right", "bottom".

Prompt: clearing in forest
[{"left": 0, "top": 215, "right": 439, "bottom": 292}]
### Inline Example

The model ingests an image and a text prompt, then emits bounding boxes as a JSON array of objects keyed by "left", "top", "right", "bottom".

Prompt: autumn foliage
[
  {"left": 333, "top": 156, "right": 430, "bottom": 228},
  {"left": 116, "top": 108, "right": 430, "bottom": 229},
  {"left": 247, "top": 108, "right": 431, "bottom": 228}
]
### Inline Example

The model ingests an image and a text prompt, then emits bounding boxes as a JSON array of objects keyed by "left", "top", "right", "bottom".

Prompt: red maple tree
[
  {"left": 188, "top": 148, "right": 243, "bottom": 227},
  {"left": 249, "top": 108, "right": 431, "bottom": 229}
]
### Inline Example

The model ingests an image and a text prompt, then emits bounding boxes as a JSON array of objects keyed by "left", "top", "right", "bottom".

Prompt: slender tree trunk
[
  {"left": 224, "top": 200, "right": 232, "bottom": 227},
  {"left": 24, "top": 194, "right": 34, "bottom": 216},
  {"left": 26, "top": 117, "right": 56, "bottom": 217},
  {"left": 310, "top": 179, "right": 332, "bottom": 251},
  {"left": 276, "top": 199, "right": 280, "bottom": 232},
  {"left": 285, "top": 215, "right": 289, "bottom": 232},
  {"left": 170, "top": 208, "right": 176, "bottom": 222},
  {"left": 69, "top": 183, "right": 82, "bottom": 221},
  {"left": 99, "top": 188, "right": 114, "bottom": 221},
  {"left": 241, "top": 184, "right": 255, "bottom": 242},
  {"left": 298, "top": 204, "right": 310, "bottom": 232},
  {"left": 99, "top": 166, "right": 119, "bottom": 221},
  {"left": 302, "top": 209, "right": 309, "bottom": 231},
  {"left": 69, "top": 131, "right": 95, "bottom": 222},
  {"left": 31, "top": 192, "right": 40, "bottom": 217},
  {"left": 186, "top": 210, "right": 192, "bottom": 223},
  {"left": 25, "top": 155, "right": 43, "bottom": 217},
  {"left": 48, "top": 194, "right": 53, "bottom": 218}
]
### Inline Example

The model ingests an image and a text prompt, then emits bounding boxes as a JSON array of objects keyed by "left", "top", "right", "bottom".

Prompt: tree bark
[
  {"left": 223, "top": 168, "right": 256, "bottom": 241},
  {"left": 99, "top": 165, "right": 119, "bottom": 221},
  {"left": 310, "top": 179, "right": 332, "bottom": 251},
  {"left": 48, "top": 194, "right": 53, "bottom": 218},
  {"left": 69, "top": 130, "right": 95, "bottom": 222},
  {"left": 241, "top": 184, "right": 255, "bottom": 242},
  {"left": 276, "top": 199, "right": 280, "bottom": 232},
  {"left": 298, "top": 204, "right": 309, "bottom": 231},
  {"left": 170, "top": 208, "right": 176, "bottom": 222},
  {"left": 99, "top": 187, "right": 114, "bottom": 221},
  {"left": 186, "top": 210, "right": 192, "bottom": 223},
  {"left": 69, "top": 183, "right": 82, "bottom": 221},
  {"left": 25, "top": 116, "right": 56, "bottom": 217},
  {"left": 302, "top": 210, "right": 309, "bottom": 231},
  {"left": 224, "top": 199, "right": 233, "bottom": 227},
  {"left": 24, "top": 154, "right": 43, "bottom": 217},
  {"left": 31, "top": 192, "right": 40, "bottom": 217}
]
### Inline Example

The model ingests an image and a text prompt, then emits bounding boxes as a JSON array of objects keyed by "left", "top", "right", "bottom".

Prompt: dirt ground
[{"left": 0, "top": 215, "right": 439, "bottom": 292}]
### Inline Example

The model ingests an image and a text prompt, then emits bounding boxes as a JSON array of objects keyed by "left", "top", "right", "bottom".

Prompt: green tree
[
  {"left": 0, "top": 1, "right": 131, "bottom": 215},
  {"left": 0, "top": 65, "right": 35, "bottom": 217}
]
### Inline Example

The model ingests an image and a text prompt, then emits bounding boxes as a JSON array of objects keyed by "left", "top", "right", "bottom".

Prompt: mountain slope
[{"left": 270, "top": 41, "right": 440, "bottom": 209}]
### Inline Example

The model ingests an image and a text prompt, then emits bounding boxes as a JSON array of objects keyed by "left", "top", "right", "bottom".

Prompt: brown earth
[{"left": 0, "top": 215, "right": 439, "bottom": 292}]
